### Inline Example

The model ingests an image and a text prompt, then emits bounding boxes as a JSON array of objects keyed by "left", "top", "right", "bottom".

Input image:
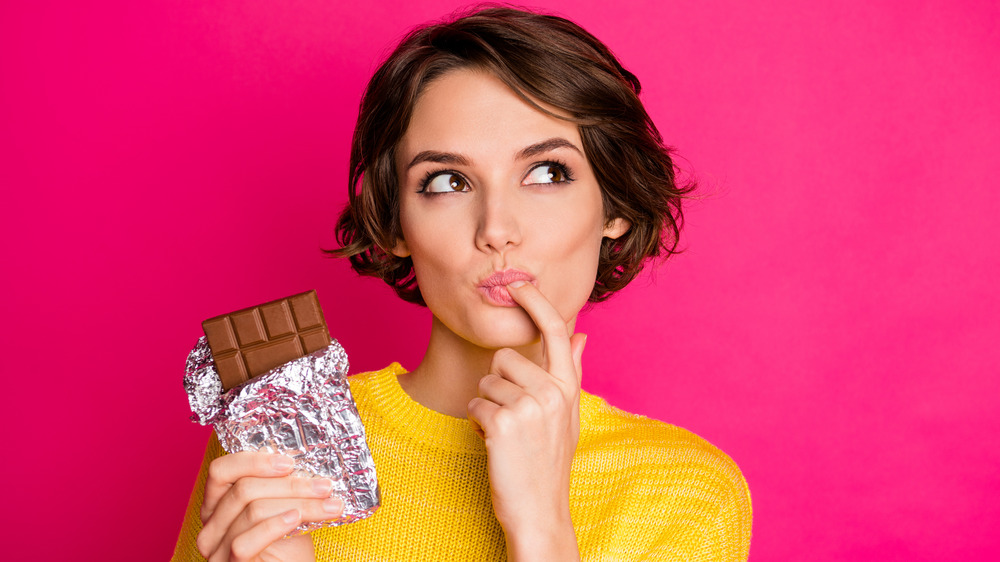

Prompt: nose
[{"left": 474, "top": 185, "right": 521, "bottom": 254}]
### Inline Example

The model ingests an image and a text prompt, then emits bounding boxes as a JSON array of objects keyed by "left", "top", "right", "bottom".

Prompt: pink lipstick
[{"left": 477, "top": 269, "right": 535, "bottom": 307}]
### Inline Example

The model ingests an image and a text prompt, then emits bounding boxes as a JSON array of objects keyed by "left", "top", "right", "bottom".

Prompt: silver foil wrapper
[{"left": 184, "top": 336, "right": 380, "bottom": 532}]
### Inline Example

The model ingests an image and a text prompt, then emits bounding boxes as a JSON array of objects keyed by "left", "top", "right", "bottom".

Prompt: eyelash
[
  {"left": 530, "top": 159, "right": 575, "bottom": 185},
  {"left": 417, "top": 169, "right": 459, "bottom": 193},
  {"left": 416, "top": 160, "right": 576, "bottom": 194}
]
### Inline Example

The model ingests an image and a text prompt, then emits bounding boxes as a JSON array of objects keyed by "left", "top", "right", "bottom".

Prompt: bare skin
[
  {"left": 195, "top": 68, "right": 628, "bottom": 561},
  {"left": 468, "top": 281, "right": 588, "bottom": 560},
  {"left": 392, "top": 69, "right": 628, "bottom": 560},
  {"left": 196, "top": 452, "right": 343, "bottom": 561}
]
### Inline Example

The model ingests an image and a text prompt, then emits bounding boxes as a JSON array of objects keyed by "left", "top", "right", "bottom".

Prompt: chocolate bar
[
  {"left": 185, "top": 333, "right": 381, "bottom": 529},
  {"left": 202, "top": 290, "right": 332, "bottom": 390}
]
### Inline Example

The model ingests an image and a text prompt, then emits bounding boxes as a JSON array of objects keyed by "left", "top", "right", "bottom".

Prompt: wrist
[{"left": 503, "top": 513, "right": 579, "bottom": 562}]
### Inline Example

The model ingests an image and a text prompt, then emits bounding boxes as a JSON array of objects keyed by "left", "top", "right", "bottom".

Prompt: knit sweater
[{"left": 173, "top": 363, "right": 752, "bottom": 560}]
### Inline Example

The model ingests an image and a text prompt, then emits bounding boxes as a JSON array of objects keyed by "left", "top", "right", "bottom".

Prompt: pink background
[{"left": 1, "top": 0, "right": 997, "bottom": 559}]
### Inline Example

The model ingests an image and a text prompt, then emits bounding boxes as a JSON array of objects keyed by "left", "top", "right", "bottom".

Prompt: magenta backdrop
[{"left": 2, "top": 0, "right": 997, "bottom": 559}]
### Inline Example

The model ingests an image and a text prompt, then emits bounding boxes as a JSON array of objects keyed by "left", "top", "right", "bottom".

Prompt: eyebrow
[
  {"left": 515, "top": 137, "right": 583, "bottom": 160},
  {"left": 405, "top": 137, "right": 583, "bottom": 171},
  {"left": 405, "top": 150, "right": 471, "bottom": 171}
]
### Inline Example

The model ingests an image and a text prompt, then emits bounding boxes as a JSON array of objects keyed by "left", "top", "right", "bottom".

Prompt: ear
[
  {"left": 390, "top": 238, "right": 411, "bottom": 258},
  {"left": 603, "top": 217, "right": 631, "bottom": 240}
]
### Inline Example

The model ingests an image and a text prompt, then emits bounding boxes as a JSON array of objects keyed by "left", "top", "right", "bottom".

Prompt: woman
[{"left": 175, "top": 6, "right": 751, "bottom": 561}]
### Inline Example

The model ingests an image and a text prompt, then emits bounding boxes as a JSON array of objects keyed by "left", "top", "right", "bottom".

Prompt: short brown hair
[{"left": 332, "top": 5, "right": 692, "bottom": 306}]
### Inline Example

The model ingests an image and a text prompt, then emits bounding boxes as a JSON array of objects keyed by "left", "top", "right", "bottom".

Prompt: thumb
[{"left": 569, "top": 332, "right": 587, "bottom": 385}]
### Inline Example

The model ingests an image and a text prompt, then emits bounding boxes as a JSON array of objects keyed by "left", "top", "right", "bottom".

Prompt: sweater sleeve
[
  {"left": 654, "top": 444, "right": 752, "bottom": 561},
  {"left": 171, "top": 434, "right": 225, "bottom": 561},
  {"left": 573, "top": 394, "right": 753, "bottom": 561},
  {"left": 712, "top": 476, "right": 753, "bottom": 562},
  {"left": 693, "top": 461, "right": 752, "bottom": 561}
]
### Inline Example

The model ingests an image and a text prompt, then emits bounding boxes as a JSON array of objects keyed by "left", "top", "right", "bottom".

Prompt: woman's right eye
[{"left": 421, "top": 172, "right": 471, "bottom": 193}]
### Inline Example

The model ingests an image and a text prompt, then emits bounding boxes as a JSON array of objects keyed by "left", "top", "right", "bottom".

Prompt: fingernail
[
  {"left": 271, "top": 455, "right": 294, "bottom": 471},
  {"left": 281, "top": 509, "right": 299, "bottom": 524},
  {"left": 507, "top": 280, "right": 526, "bottom": 288},
  {"left": 311, "top": 478, "right": 333, "bottom": 495},
  {"left": 323, "top": 497, "right": 343, "bottom": 514}
]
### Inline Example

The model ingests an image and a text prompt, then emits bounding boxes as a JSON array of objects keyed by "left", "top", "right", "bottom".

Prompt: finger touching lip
[{"left": 477, "top": 269, "right": 537, "bottom": 307}]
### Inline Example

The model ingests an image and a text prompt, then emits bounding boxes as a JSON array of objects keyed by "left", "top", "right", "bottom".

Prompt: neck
[{"left": 398, "top": 315, "right": 547, "bottom": 418}]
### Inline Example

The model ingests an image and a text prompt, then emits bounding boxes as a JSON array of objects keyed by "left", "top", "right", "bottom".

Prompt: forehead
[{"left": 397, "top": 69, "right": 582, "bottom": 163}]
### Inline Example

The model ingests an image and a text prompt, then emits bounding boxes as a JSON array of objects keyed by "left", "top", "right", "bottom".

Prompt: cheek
[
  {"left": 544, "top": 196, "right": 606, "bottom": 262},
  {"left": 539, "top": 212, "right": 605, "bottom": 311},
  {"left": 399, "top": 209, "right": 465, "bottom": 286}
]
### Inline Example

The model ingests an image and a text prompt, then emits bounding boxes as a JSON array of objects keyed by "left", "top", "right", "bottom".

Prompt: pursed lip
[
  {"left": 477, "top": 269, "right": 536, "bottom": 306},
  {"left": 477, "top": 269, "right": 536, "bottom": 288}
]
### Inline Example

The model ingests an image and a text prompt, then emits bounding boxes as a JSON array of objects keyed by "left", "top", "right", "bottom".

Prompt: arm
[{"left": 467, "top": 281, "right": 585, "bottom": 561}]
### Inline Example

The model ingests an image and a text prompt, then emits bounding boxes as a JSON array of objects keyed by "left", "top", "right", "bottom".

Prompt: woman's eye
[
  {"left": 423, "top": 173, "right": 470, "bottom": 193},
  {"left": 522, "top": 164, "right": 569, "bottom": 185}
]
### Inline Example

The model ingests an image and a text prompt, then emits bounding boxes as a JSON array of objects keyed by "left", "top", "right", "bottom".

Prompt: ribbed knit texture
[{"left": 174, "top": 363, "right": 751, "bottom": 561}]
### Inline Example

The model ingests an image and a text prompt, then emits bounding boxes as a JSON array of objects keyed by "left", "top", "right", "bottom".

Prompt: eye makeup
[
  {"left": 417, "top": 169, "right": 470, "bottom": 194},
  {"left": 416, "top": 159, "right": 576, "bottom": 195},
  {"left": 521, "top": 159, "right": 575, "bottom": 186}
]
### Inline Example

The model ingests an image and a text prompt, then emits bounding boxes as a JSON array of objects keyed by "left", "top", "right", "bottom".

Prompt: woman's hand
[
  {"left": 467, "top": 280, "right": 585, "bottom": 561},
  {"left": 196, "top": 451, "right": 344, "bottom": 561}
]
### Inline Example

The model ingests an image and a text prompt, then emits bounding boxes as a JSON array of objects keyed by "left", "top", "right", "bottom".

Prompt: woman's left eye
[{"left": 522, "top": 163, "right": 572, "bottom": 186}]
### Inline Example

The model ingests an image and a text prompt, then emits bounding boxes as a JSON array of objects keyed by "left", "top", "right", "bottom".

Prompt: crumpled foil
[{"left": 184, "top": 336, "right": 380, "bottom": 532}]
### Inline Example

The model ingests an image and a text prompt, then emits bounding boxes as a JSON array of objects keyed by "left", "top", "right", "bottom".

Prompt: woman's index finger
[{"left": 505, "top": 281, "right": 576, "bottom": 383}]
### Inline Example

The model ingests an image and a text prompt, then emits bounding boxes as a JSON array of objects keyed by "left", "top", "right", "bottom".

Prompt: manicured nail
[
  {"left": 271, "top": 455, "right": 294, "bottom": 471},
  {"left": 323, "top": 497, "right": 343, "bottom": 514},
  {"left": 507, "top": 280, "right": 526, "bottom": 288},
  {"left": 311, "top": 478, "right": 333, "bottom": 495},
  {"left": 281, "top": 509, "right": 299, "bottom": 524}
]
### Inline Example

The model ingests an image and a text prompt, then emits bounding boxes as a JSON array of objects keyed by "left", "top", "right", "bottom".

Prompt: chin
[{"left": 464, "top": 310, "right": 543, "bottom": 350}]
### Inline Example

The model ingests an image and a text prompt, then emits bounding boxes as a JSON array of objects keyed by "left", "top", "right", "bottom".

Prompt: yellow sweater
[{"left": 174, "top": 364, "right": 751, "bottom": 560}]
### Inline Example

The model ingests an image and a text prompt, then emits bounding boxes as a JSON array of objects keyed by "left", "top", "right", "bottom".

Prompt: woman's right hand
[{"left": 196, "top": 451, "right": 344, "bottom": 561}]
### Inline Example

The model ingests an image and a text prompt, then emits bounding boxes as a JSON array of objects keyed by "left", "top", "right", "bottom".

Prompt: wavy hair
[{"left": 331, "top": 5, "right": 692, "bottom": 305}]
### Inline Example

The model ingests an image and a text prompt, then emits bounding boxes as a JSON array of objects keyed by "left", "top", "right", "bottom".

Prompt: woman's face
[{"left": 392, "top": 68, "right": 628, "bottom": 349}]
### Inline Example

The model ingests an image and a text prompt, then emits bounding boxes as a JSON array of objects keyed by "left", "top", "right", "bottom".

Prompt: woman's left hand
[{"left": 467, "top": 280, "right": 585, "bottom": 561}]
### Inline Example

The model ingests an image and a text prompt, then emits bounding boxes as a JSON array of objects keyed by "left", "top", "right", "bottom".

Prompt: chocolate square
[{"left": 202, "top": 290, "right": 332, "bottom": 390}]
